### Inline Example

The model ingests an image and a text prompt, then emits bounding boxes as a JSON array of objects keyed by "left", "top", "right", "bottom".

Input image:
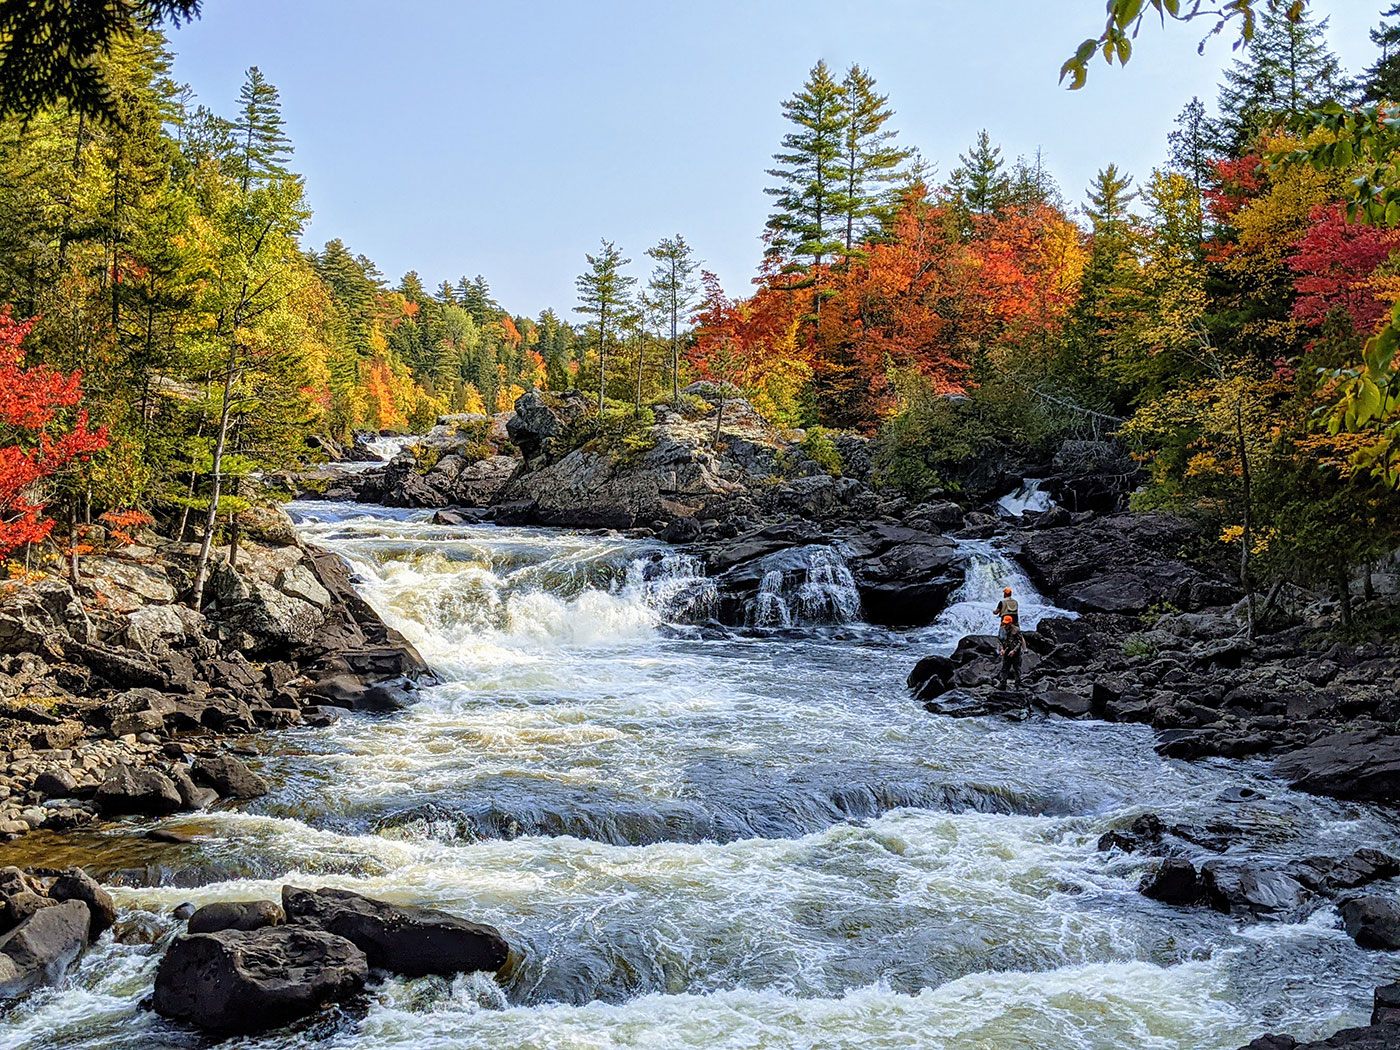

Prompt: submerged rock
[
  {"left": 152, "top": 925, "right": 368, "bottom": 1033},
  {"left": 282, "top": 885, "right": 508, "bottom": 978},
  {"left": 191, "top": 753, "right": 268, "bottom": 799}
]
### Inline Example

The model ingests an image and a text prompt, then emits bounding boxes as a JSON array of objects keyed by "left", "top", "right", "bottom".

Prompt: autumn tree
[{"left": 0, "top": 308, "right": 107, "bottom": 561}]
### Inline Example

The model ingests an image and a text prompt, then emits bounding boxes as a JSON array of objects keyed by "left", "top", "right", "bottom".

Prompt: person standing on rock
[
  {"left": 994, "top": 587, "right": 1019, "bottom": 626},
  {"left": 997, "top": 614, "right": 1026, "bottom": 691}
]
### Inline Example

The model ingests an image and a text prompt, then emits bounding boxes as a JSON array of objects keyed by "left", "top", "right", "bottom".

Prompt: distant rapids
[{"left": 4, "top": 502, "right": 1397, "bottom": 1050}]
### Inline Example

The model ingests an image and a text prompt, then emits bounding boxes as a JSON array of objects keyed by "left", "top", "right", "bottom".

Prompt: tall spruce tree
[
  {"left": 1364, "top": 4, "right": 1400, "bottom": 103},
  {"left": 836, "top": 65, "right": 909, "bottom": 256},
  {"left": 576, "top": 239, "right": 636, "bottom": 412},
  {"left": 646, "top": 235, "right": 700, "bottom": 407},
  {"left": 765, "top": 60, "right": 846, "bottom": 269},
  {"left": 1215, "top": 8, "right": 1352, "bottom": 155},
  {"left": 232, "top": 66, "right": 291, "bottom": 192},
  {"left": 950, "top": 129, "right": 1012, "bottom": 218}
]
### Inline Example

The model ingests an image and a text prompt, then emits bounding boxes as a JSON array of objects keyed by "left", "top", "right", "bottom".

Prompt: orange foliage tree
[{"left": 0, "top": 308, "right": 108, "bottom": 559}]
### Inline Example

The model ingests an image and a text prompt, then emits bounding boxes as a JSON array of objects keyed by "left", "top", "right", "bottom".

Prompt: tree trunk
[
  {"left": 671, "top": 304, "right": 680, "bottom": 408},
  {"left": 1236, "top": 399, "right": 1256, "bottom": 639},
  {"left": 228, "top": 511, "right": 241, "bottom": 571},
  {"left": 190, "top": 339, "right": 240, "bottom": 608},
  {"left": 713, "top": 391, "right": 724, "bottom": 446},
  {"left": 67, "top": 507, "right": 80, "bottom": 588},
  {"left": 1337, "top": 565, "right": 1353, "bottom": 631},
  {"left": 634, "top": 331, "right": 644, "bottom": 415},
  {"left": 597, "top": 308, "right": 606, "bottom": 414}
]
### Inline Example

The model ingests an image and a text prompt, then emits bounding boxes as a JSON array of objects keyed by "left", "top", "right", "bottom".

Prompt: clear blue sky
[{"left": 167, "top": 0, "right": 1377, "bottom": 320}]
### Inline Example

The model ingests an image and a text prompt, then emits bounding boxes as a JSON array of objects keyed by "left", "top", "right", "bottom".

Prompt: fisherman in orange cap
[
  {"left": 997, "top": 613, "right": 1026, "bottom": 691},
  {"left": 994, "top": 586, "right": 1019, "bottom": 626}
]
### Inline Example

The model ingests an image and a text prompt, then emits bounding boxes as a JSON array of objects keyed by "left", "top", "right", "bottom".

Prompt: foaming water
[{"left": 7, "top": 502, "right": 1396, "bottom": 1050}]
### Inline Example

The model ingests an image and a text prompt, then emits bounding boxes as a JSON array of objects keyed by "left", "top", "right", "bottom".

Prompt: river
[{"left": 2, "top": 502, "right": 1396, "bottom": 1050}]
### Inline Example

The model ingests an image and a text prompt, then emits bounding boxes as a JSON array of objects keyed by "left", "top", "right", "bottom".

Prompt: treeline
[
  {"left": 0, "top": 28, "right": 574, "bottom": 561},
  {"left": 680, "top": 9, "right": 1400, "bottom": 629}
]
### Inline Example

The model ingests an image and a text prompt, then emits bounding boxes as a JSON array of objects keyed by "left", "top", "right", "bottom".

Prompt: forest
[{"left": 3, "top": 3, "right": 1400, "bottom": 629}]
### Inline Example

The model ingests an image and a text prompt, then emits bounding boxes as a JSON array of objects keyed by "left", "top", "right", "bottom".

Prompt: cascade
[
  {"left": 997, "top": 477, "right": 1055, "bottom": 518},
  {"left": 742, "top": 545, "right": 862, "bottom": 627}
]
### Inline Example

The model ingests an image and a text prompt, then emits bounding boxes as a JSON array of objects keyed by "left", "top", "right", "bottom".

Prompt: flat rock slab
[
  {"left": 283, "top": 885, "right": 508, "bottom": 978},
  {"left": 1274, "top": 732, "right": 1400, "bottom": 803},
  {"left": 152, "top": 926, "right": 367, "bottom": 1033}
]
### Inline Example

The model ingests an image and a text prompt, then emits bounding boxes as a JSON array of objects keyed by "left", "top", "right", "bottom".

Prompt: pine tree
[
  {"left": 765, "top": 60, "right": 847, "bottom": 269},
  {"left": 646, "top": 235, "right": 700, "bottom": 406},
  {"left": 1009, "top": 148, "right": 1064, "bottom": 210},
  {"left": 1364, "top": 4, "right": 1400, "bottom": 104},
  {"left": 575, "top": 240, "right": 636, "bottom": 412},
  {"left": 1086, "top": 164, "right": 1136, "bottom": 249},
  {"left": 232, "top": 66, "right": 291, "bottom": 192},
  {"left": 1215, "top": 9, "right": 1352, "bottom": 155},
  {"left": 950, "top": 130, "right": 1012, "bottom": 219},
  {"left": 836, "top": 65, "right": 910, "bottom": 256}
]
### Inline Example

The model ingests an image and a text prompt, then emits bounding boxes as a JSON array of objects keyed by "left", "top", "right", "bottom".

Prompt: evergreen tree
[
  {"left": 836, "top": 65, "right": 910, "bottom": 256},
  {"left": 575, "top": 239, "right": 636, "bottom": 411},
  {"left": 1009, "top": 147, "right": 1064, "bottom": 210},
  {"left": 765, "top": 60, "right": 847, "bottom": 268},
  {"left": 950, "top": 130, "right": 1012, "bottom": 219},
  {"left": 1215, "top": 9, "right": 1352, "bottom": 155},
  {"left": 1364, "top": 4, "right": 1400, "bottom": 104},
  {"left": 1167, "top": 97, "right": 1213, "bottom": 245},
  {"left": 232, "top": 66, "right": 291, "bottom": 192},
  {"left": 646, "top": 234, "right": 700, "bottom": 406}
]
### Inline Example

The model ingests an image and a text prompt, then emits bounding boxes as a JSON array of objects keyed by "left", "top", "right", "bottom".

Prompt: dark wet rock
[
  {"left": 187, "top": 900, "right": 285, "bottom": 935},
  {"left": 1339, "top": 895, "right": 1400, "bottom": 951},
  {"left": 907, "top": 654, "right": 955, "bottom": 703},
  {"left": 94, "top": 763, "right": 183, "bottom": 816},
  {"left": 172, "top": 903, "right": 196, "bottom": 920},
  {"left": 1098, "top": 813, "right": 1165, "bottom": 855},
  {"left": 1139, "top": 858, "right": 1203, "bottom": 905},
  {"left": 922, "top": 688, "right": 1027, "bottom": 719},
  {"left": 1289, "top": 850, "right": 1400, "bottom": 895},
  {"left": 303, "top": 672, "right": 410, "bottom": 711},
  {"left": 1201, "top": 861, "right": 1309, "bottom": 919},
  {"left": 192, "top": 753, "right": 268, "bottom": 800},
  {"left": 152, "top": 925, "right": 368, "bottom": 1033},
  {"left": 170, "top": 767, "right": 218, "bottom": 810},
  {"left": 1274, "top": 731, "right": 1400, "bottom": 803},
  {"left": 282, "top": 885, "right": 508, "bottom": 978},
  {"left": 50, "top": 867, "right": 115, "bottom": 938},
  {"left": 1016, "top": 513, "right": 1234, "bottom": 614},
  {"left": 1238, "top": 1023, "right": 1400, "bottom": 1049},
  {"left": 1035, "top": 688, "right": 1094, "bottom": 718},
  {"left": 0, "top": 898, "right": 90, "bottom": 998},
  {"left": 1375, "top": 983, "right": 1400, "bottom": 1025}
]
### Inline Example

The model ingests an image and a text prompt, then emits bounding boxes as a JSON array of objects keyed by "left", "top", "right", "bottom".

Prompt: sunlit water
[{"left": 3, "top": 503, "right": 1396, "bottom": 1050}]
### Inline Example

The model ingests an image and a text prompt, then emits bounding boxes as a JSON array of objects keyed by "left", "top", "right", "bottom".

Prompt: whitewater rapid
[{"left": 3, "top": 503, "right": 1396, "bottom": 1050}]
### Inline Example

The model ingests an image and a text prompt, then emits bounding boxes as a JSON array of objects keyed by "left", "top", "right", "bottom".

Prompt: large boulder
[
  {"left": 507, "top": 388, "right": 588, "bottom": 461},
  {"left": 1274, "top": 731, "right": 1400, "bottom": 803},
  {"left": 282, "top": 886, "right": 508, "bottom": 978},
  {"left": 1017, "top": 513, "right": 1235, "bottom": 614},
  {"left": 50, "top": 868, "right": 115, "bottom": 938},
  {"left": 187, "top": 900, "right": 285, "bottom": 935},
  {"left": 152, "top": 926, "right": 368, "bottom": 1033},
  {"left": 0, "top": 899, "right": 90, "bottom": 998},
  {"left": 450, "top": 455, "right": 517, "bottom": 506},
  {"left": 192, "top": 753, "right": 269, "bottom": 800},
  {"left": 1140, "top": 858, "right": 1204, "bottom": 906},
  {"left": 94, "top": 763, "right": 184, "bottom": 816},
  {"left": 1339, "top": 895, "right": 1400, "bottom": 950}
]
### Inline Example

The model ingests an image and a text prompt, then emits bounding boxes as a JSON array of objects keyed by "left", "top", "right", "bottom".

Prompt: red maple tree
[
  {"left": 0, "top": 307, "right": 108, "bottom": 559},
  {"left": 1289, "top": 203, "right": 1400, "bottom": 344}
]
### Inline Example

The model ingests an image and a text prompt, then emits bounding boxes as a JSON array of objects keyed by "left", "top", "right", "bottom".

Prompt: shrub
[
  {"left": 799, "top": 426, "right": 844, "bottom": 476},
  {"left": 1122, "top": 634, "right": 1158, "bottom": 659}
]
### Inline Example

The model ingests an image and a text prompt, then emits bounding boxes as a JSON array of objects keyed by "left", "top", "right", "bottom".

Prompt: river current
[{"left": 3, "top": 502, "right": 1397, "bottom": 1049}]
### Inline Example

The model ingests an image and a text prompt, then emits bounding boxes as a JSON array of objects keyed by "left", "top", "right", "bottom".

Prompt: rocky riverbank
[{"left": 0, "top": 504, "right": 429, "bottom": 845}]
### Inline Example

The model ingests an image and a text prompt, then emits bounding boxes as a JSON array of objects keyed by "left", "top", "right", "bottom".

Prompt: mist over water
[{"left": 6, "top": 502, "right": 1397, "bottom": 1050}]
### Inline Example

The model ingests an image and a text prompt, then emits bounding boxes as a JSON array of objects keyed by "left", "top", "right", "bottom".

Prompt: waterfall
[
  {"left": 364, "top": 433, "right": 417, "bottom": 462},
  {"left": 743, "top": 545, "right": 862, "bottom": 627},
  {"left": 626, "top": 551, "right": 718, "bottom": 624},
  {"left": 915, "top": 539, "right": 1073, "bottom": 653},
  {"left": 997, "top": 478, "right": 1055, "bottom": 518}
]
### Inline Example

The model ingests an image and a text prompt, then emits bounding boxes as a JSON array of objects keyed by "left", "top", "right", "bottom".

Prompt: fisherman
[
  {"left": 994, "top": 586, "right": 1019, "bottom": 625},
  {"left": 997, "top": 614, "right": 1026, "bottom": 690}
]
